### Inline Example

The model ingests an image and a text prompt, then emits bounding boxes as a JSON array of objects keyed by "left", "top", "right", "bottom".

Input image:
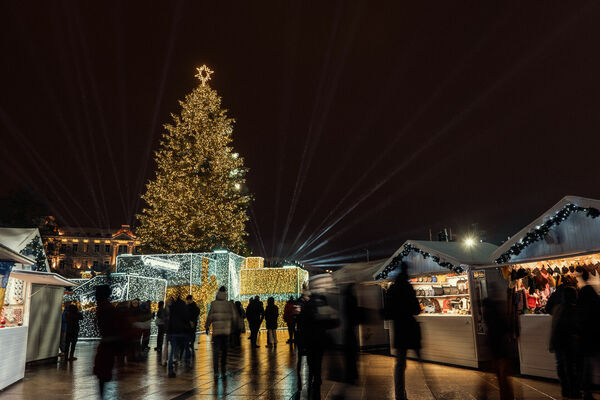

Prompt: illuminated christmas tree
[{"left": 137, "top": 65, "right": 251, "bottom": 254}]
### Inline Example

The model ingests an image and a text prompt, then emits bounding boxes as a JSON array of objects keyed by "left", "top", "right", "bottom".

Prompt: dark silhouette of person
[
  {"left": 64, "top": 303, "right": 82, "bottom": 361},
  {"left": 481, "top": 297, "right": 514, "bottom": 400},
  {"left": 167, "top": 297, "right": 190, "bottom": 378},
  {"left": 384, "top": 262, "right": 421, "bottom": 400},
  {"left": 302, "top": 290, "right": 339, "bottom": 399},
  {"left": 295, "top": 292, "right": 310, "bottom": 389},
  {"left": 93, "top": 285, "right": 119, "bottom": 399},
  {"left": 283, "top": 296, "right": 296, "bottom": 344},
  {"left": 576, "top": 271, "right": 599, "bottom": 400},
  {"left": 185, "top": 294, "right": 200, "bottom": 363},
  {"left": 550, "top": 286, "right": 580, "bottom": 398},
  {"left": 264, "top": 297, "right": 279, "bottom": 347},
  {"left": 155, "top": 301, "right": 167, "bottom": 354},
  {"left": 232, "top": 300, "right": 245, "bottom": 347},
  {"left": 246, "top": 295, "right": 264, "bottom": 348}
]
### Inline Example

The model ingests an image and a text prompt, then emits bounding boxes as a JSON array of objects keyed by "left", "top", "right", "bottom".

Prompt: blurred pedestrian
[
  {"left": 167, "top": 297, "right": 189, "bottom": 378},
  {"left": 64, "top": 303, "right": 82, "bottom": 361},
  {"left": 480, "top": 297, "right": 514, "bottom": 400},
  {"left": 155, "top": 301, "right": 167, "bottom": 354},
  {"left": 185, "top": 294, "right": 200, "bottom": 363},
  {"left": 283, "top": 296, "right": 296, "bottom": 344},
  {"left": 576, "top": 271, "right": 599, "bottom": 400},
  {"left": 550, "top": 286, "right": 580, "bottom": 398},
  {"left": 302, "top": 286, "right": 339, "bottom": 399},
  {"left": 59, "top": 301, "right": 70, "bottom": 358},
  {"left": 384, "top": 262, "right": 421, "bottom": 400},
  {"left": 246, "top": 295, "right": 264, "bottom": 348},
  {"left": 295, "top": 290, "right": 310, "bottom": 388},
  {"left": 205, "top": 286, "right": 238, "bottom": 378},
  {"left": 140, "top": 300, "right": 153, "bottom": 352},
  {"left": 265, "top": 297, "right": 279, "bottom": 348},
  {"left": 232, "top": 301, "right": 245, "bottom": 347},
  {"left": 94, "top": 285, "right": 119, "bottom": 399}
]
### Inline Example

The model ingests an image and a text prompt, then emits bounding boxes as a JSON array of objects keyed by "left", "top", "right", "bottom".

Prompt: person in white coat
[{"left": 205, "top": 286, "right": 238, "bottom": 378}]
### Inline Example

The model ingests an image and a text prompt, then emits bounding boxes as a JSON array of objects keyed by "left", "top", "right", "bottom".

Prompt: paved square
[{"left": 0, "top": 330, "right": 586, "bottom": 399}]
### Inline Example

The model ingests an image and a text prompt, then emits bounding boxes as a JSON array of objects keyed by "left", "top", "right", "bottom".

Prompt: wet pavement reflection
[{"left": 0, "top": 330, "right": 572, "bottom": 399}]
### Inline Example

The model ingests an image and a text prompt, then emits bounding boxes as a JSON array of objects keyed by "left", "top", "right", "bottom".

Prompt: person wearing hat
[{"left": 205, "top": 286, "right": 239, "bottom": 378}]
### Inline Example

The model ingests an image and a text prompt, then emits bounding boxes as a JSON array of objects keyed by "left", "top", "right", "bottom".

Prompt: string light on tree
[{"left": 137, "top": 65, "right": 252, "bottom": 254}]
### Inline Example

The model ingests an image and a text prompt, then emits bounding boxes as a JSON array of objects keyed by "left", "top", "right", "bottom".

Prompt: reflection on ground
[{"left": 1, "top": 330, "right": 569, "bottom": 399}]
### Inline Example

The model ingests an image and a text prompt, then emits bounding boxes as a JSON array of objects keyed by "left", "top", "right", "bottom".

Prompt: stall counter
[
  {"left": 518, "top": 314, "right": 600, "bottom": 384},
  {"left": 0, "top": 325, "right": 28, "bottom": 390},
  {"left": 389, "top": 315, "right": 478, "bottom": 368}
]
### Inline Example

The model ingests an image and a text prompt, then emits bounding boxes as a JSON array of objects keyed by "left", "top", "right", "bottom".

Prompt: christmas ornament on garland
[
  {"left": 495, "top": 203, "right": 600, "bottom": 264},
  {"left": 376, "top": 243, "right": 463, "bottom": 280}
]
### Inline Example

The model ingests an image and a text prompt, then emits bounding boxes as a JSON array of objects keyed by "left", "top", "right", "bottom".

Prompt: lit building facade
[{"left": 43, "top": 224, "right": 141, "bottom": 278}]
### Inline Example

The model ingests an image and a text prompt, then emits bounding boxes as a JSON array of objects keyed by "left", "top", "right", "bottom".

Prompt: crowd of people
[{"left": 61, "top": 269, "right": 598, "bottom": 400}]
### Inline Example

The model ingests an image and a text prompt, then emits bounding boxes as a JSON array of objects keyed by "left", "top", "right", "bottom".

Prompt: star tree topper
[{"left": 195, "top": 65, "right": 214, "bottom": 86}]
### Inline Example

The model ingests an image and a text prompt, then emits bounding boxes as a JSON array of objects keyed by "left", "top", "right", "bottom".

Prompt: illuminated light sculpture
[
  {"left": 115, "top": 251, "right": 308, "bottom": 329},
  {"left": 65, "top": 273, "right": 167, "bottom": 338}
]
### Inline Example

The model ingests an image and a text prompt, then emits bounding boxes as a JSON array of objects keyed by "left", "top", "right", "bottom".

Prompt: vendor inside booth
[
  {"left": 489, "top": 195, "right": 600, "bottom": 383},
  {"left": 374, "top": 239, "right": 499, "bottom": 368}
]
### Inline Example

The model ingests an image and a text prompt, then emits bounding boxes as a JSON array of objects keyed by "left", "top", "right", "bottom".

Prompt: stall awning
[
  {"left": 9, "top": 270, "right": 76, "bottom": 287},
  {"left": 0, "top": 243, "right": 35, "bottom": 265}
]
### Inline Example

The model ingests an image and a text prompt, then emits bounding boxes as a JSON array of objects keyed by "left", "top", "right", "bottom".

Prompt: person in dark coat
[
  {"left": 550, "top": 286, "right": 580, "bottom": 398},
  {"left": 185, "top": 294, "right": 200, "bottom": 363},
  {"left": 94, "top": 285, "right": 119, "bottom": 399},
  {"left": 302, "top": 291, "right": 339, "bottom": 399},
  {"left": 154, "top": 301, "right": 167, "bottom": 354},
  {"left": 384, "top": 263, "right": 421, "bottom": 400},
  {"left": 167, "top": 297, "right": 190, "bottom": 377},
  {"left": 264, "top": 297, "right": 279, "bottom": 347},
  {"left": 246, "top": 295, "right": 264, "bottom": 348},
  {"left": 283, "top": 296, "right": 296, "bottom": 344},
  {"left": 480, "top": 297, "right": 514, "bottom": 400},
  {"left": 576, "top": 271, "right": 599, "bottom": 400},
  {"left": 64, "top": 303, "right": 83, "bottom": 361}
]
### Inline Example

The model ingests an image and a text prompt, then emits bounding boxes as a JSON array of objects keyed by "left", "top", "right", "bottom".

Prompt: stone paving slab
[{"left": 0, "top": 330, "right": 594, "bottom": 399}]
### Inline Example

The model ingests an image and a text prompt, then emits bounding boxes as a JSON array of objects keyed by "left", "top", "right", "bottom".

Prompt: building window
[
  {"left": 82, "top": 261, "right": 87, "bottom": 269},
  {"left": 105, "top": 244, "right": 111, "bottom": 253},
  {"left": 72, "top": 243, "right": 78, "bottom": 253},
  {"left": 93, "top": 261, "right": 99, "bottom": 269},
  {"left": 48, "top": 242, "right": 55, "bottom": 252},
  {"left": 118, "top": 245, "right": 128, "bottom": 254},
  {"left": 59, "top": 260, "right": 65, "bottom": 268},
  {"left": 94, "top": 244, "right": 100, "bottom": 253},
  {"left": 83, "top": 243, "right": 88, "bottom": 253},
  {"left": 103, "top": 261, "right": 109, "bottom": 269},
  {"left": 59, "top": 244, "right": 66, "bottom": 254}
]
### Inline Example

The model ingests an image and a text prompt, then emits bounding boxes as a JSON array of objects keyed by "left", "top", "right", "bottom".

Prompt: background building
[{"left": 42, "top": 221, "right": 140, "bottom": 278}]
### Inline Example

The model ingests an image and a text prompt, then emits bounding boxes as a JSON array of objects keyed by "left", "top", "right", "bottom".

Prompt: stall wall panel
[
  {"left": 518, "top": 315, "right": 600, "bottom": 383},
  {"left": 26, "top": 284, "right": 62, "bottom": 362},
  {"left": 407, "top": 316, "right": 477, "bottom": 368},
  {"left": 0, "top": 326, "right": 28, "bottom": 389}
]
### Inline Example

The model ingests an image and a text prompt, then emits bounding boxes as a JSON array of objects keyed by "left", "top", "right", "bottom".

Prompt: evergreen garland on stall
[
  {"left": 495, "top": 203, "right": 600, "bottom": 264},
  {"left": 375, "top": 243, "right": 464, "bottom": 280}
]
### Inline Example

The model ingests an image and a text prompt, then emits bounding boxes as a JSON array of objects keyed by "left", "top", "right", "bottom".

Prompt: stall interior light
[{"left": 213, "top": 249, "right": 228, "bottom": 254}]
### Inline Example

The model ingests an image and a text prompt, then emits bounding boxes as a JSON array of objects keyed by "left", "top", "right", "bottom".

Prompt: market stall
[
  {"left": 374, "top": 240, "right": 499, "bottom": 368},
  {"left": 0, "top": 242, "right": 35, "bottom": 390},
  {"left": 489, "top": 195, "right": 600, "bottom": 382}
]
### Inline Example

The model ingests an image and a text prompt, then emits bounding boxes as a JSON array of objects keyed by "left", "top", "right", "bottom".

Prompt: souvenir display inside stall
[
  {"left": 502, "top": 254, "right": 600, "bottom": 316},
  {"left": 410, "top": 272, "right": 471, "bottom": 315},
  {"left": 0, "top": 277, "right": 25, "bottom": 327}
]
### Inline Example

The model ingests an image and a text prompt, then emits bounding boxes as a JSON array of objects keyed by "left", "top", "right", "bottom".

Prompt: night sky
[{"left": 2, "top": 1, "right": 600, "bottom": 267}]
